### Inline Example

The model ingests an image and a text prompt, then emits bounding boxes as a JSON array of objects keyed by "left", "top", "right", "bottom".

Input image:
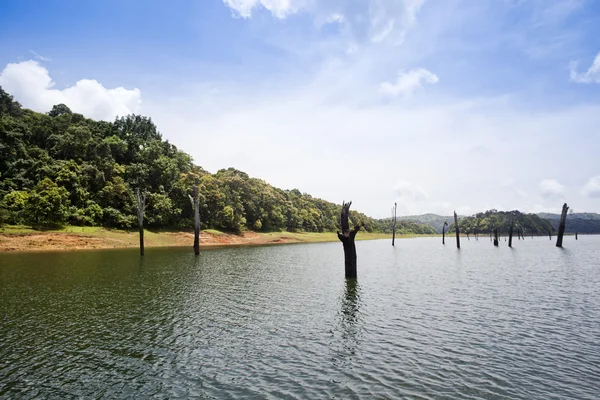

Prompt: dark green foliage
[
  {"left": 451, "top": 210, "right": 553, "bottom": 236},
  {"left": 48, "top": 104, "right": 73, "bottom": 117},
  {"left": 377, "top": 219, "right": 437, "bottom": 235},
  {"left": 398, "top": 213, "right": 453, "bottom": 233},
  {"left": 538, "top": 212, "right": 600, "bottom": 234},
  {"left": 24, "top": 178, "right": 70, "bottom": 226},
  {"left": 0, "top": 88, "right": 434, "bottom": 233}
]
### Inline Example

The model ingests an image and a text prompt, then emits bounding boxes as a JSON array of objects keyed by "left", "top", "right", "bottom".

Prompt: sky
[{"left": 1, "top": 0, "right": 599, "bottom": 218}]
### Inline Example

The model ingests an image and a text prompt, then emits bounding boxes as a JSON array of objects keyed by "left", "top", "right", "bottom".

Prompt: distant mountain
[
  {"left": 397, "top": 214, "right": 453, "bottom": 234},
  {"left": 375, "top": 217, "right": 437, "bottom": 235},
  {"left": 399, "top": 211, "right": 555, "bottom": 235},
  {"left": 537, "top": 212, "right": 600, "bottom": 234}
]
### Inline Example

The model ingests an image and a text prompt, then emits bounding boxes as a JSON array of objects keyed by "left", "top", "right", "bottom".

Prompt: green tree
[
  {"left": 1, "top": 190, "right": 29, "bottom": 224},
  {"left": 24, "top": 178, "right": 70, "bottom": 226},
  {"left": 48, "top": 104, "right": 73, "bottom": 117}
]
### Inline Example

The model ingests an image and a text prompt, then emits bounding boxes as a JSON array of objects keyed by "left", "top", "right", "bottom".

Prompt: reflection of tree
[{"left": 339, "top": 278, "right": 361, "bottom": 355}]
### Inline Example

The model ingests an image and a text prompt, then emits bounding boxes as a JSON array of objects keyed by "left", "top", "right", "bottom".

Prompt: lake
[{"left": 1, "top": 236, "right": 599, "bottom": 399}]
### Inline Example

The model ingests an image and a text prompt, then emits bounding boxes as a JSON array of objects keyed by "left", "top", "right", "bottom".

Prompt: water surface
[{"left": 1, "top": 236, "right": 599, "bottom": 398}]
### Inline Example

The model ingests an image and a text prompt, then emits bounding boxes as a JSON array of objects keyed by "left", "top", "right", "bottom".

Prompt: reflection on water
[
  {"left": 1, "top": 237, "right": 600, "bottom": 399},
  {"left": 339, "top": 278, "right": 361, "bottom": 353},
  {"left": 342, "top": 278, "right": 360, "bottom": 324}
]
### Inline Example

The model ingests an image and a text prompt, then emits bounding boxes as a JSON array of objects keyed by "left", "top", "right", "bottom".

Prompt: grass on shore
[{"left": 0, "top": 225, "right": 400, "bottom": 252}]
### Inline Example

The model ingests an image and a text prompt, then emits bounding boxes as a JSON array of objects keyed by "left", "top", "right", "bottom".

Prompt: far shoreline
[{"left": 0, "top": 226, "right": 402, "bottom": 253}]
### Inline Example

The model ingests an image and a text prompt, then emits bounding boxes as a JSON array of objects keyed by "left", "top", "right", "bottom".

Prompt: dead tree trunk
[
  {"left": 493, "top": 228, "right": 499, "bottom": 246},
  {"left": 442, "top": 220, "right": 448, "bottom": 245},
  {"left": 575, "top": 232, "right": 578, "bottom": 240},
  {"left": 508, "top": 214, "right": 514, "bottom": 248},
  {"left": 391, "top": 202, "right": 397, "bottom": 247},
  {"left": 556, "top": 203, "right": 569, "bottom": 248},
  {"left": 337, "top": 201, "right": 361, "bottom": 278},
  {"left": 135, "top": 188, "right": 147, "bottom": 256},
  {"left": 454, "top": 211, "right": 460, "bottom": 249},
  {"left": 188, "top": 186, "right": 200, "bottom": 255},
  {"left": 549, "top": 230, "right": 552, "bottom": 240}
]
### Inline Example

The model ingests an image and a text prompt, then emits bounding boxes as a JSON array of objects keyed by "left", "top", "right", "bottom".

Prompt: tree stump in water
[
  {"left": 188, "top": 186, "right": 201, "bottom": 255},
  {"left": 556, "top": 203, "right": 569, "bottom": 248},
  {"left": 391, "top": 202, "right": 397, "bottom": 247},
  {"left": 135, "top": 188, "right": 147, "bottom": 256},
  {"left": 576, "top": 232, "right": 578, "bottom": 240},
  {"left": 508, "top": 213, "right": 514, "bottom": 248},
  {"left": 442, "top": 220, "right": 448, "bottom": 245},
  {"left": 454, "top": 211, "right": 460, "bottom": 249},
  {"left": 337, "top": 201, "right": 361, "bottom": 278},
  {"left": 493, "top": 228, "right": 499, "bottom": 246}
]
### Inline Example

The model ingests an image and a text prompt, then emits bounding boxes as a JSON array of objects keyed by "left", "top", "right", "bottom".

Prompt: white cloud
[
  {"left": 393, "top": 180, "right": 429, "bottom": 202},
  {"left": 29, "top": 50, "right": 51, "bottom": 62},
  {"left": 582, "top": 176, "right": 600, "bottom": 198},
  {"left": 222, "top": 0, "right": 304, "bottom": 19},
  {"left": 0, "top": 60, "right": 141, "bottom": 121},
  {"left": 141, "top": 77, "right": 600, "bottom": 217},
  {"left": 539, "top": 179, "right": 565, "bottom": 198},
  {"left": 570, "top": 51, "right": 600, "bottom": 83},
  {"left": 223, "top": 0, "right": 426, "bottom": 44},
  {"left": 380, "top": 68, "right": 438, "bottom": 97}
]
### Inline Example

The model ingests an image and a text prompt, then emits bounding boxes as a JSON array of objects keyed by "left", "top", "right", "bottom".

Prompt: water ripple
[{"left": 1, "top": 237, "right": 600, "bottom": 398}]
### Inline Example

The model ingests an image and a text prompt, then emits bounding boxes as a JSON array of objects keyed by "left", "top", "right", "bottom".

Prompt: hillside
[
  {"left": 453, "top": 210, "right": 553, "bottom": 235},
  {"left": 0, "top": 87, "right": 432, "bottom": 235},
  {"left": 538, "top": 212, "right": 600, "bottom": 234},
  {"left": 400, "top": 211, "right": 554, "bottom": 235},
  {"left": 375, "top": 218, "right": 436, "bottom": 235},
  {"left": 398, "top": 213, "right": 453, "bottom": 233}
]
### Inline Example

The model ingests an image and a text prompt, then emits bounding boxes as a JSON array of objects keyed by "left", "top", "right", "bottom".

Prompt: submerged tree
[
  {"left": 337, "top": 201, "right": 361, "bottom": 278},
  {"left": 391, "top": 202, "right": 397, "bottom": 246},
  {"left": 188, "top": 185, "right": 200, "bottom": 255},
  {"left": 556, "top": 203, "right": 569, "bottom": 248},
  {"left": 454, "top": 211, "right": 460, "bottom": 249},
  {"left": 135, "top": 188, "right": 147, "bottom": 256},
  {"left": 442, "top": 220, "right": 448, "bottom": 245},
  {"left": 508, "top": 212, "right": 515, "bottom": 248}
]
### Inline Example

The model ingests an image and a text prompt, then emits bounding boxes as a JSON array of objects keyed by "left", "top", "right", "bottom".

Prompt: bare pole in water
[
  {"left": 508, "top": 212, "right": 514, "bottom": 248},
  {"left": 135, "top": 188, "right": 147, "bottom": 256},
  {"left": 188, "top": 185, "right": 200, "bottom": 255},
  {"left": 442, "top": 220, "right": 448, "bottom": 245},
  {"left": 454, "top": 211, "right": 460, "bottom": 249},
  {"left": 391, "top": 202, "right": 397, "bottom": 247},
  {"left": 493, "top": 228, "right": 499, "bottom": 246}
]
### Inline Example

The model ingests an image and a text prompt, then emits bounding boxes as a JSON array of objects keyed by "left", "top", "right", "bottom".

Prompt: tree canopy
[{"left": 450, "top": 210, "right": 554, "bottom": 236}]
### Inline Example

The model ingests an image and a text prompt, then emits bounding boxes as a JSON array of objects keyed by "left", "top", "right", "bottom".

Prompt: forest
[
  {"left": 450, "top": 210, "right": 554, "bottom": 236},
  {"left": 0, "top": 87, "right": 435, "bottom": 234}
]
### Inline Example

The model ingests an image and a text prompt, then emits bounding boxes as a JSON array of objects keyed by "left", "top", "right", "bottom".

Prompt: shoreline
[{"left": 0, "top": 226, "right": 396, "bottom": 253}]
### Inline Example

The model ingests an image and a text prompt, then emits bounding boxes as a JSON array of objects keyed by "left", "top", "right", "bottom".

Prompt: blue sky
[{"left": 1, "top": 0, "right": 600, "bottom": 217}]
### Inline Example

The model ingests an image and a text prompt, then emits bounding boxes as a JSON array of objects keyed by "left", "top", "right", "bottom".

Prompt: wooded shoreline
[{"left": 0, "top": 226, "right": 395, "bottom": 252}]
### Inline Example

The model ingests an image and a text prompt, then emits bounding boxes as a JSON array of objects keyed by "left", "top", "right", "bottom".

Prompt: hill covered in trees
[
  {"left": 399, "top": 211, "right": 555, "bottom": 235},
  {"left": 452, "top": 210, "right": 554, "bottom": 235},
  {"left": 0, "top": 87, "right": 434, "bottom": 235},
  {"left": 398, "top": 214, "right": 453, "bottom": 234},
  {"left": 538, "top": 212, "right": 600, "bottom": 234}
]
